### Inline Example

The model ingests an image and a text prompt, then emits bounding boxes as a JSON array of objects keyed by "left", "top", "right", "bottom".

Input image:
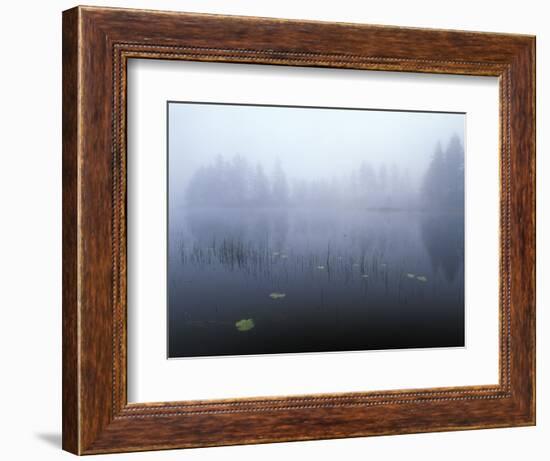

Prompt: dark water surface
[{"left": 168, "top": 207, "right": 464, "bottom": 358}]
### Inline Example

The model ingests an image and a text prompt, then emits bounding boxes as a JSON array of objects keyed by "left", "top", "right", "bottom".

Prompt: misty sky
[{"left": 168, "top": 102, "right": 464, "bottom": 195}]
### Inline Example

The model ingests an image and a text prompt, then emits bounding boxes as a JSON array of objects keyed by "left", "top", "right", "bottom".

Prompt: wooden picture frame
[{"left": 62, "top": 5, "right": 535, "bottom": 455}]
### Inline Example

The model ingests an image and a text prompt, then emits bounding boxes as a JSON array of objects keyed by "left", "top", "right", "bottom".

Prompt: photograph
[{"left": 167, "top": 102, "right": 466, "bottom": 358}]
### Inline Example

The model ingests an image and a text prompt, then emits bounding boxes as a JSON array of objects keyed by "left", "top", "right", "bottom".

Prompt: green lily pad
[
  {"left": 269, "top": 292, "right": 286, "bottom": 300},
  {"left": 235, "top": 319, "right": 255, "bottom": 332},
  {"left": 416, "top": 276, "right": 428, "bottom": 282}
]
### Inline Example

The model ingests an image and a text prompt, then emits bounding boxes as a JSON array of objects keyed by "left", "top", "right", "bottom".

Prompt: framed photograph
[
  {"left": 62, "top": 6, "right": 535, "bottom": 455},
  {"left": 166, "top": 101, "right": 466, "bottom": 359}
]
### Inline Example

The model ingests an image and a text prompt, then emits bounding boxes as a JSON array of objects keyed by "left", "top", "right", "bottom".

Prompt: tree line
[
  {"left": 183, "top": 134, "right": 463, "bottom": 211},
  {"left": 420, "top": 134, "right": 464, "bottom": 211}
]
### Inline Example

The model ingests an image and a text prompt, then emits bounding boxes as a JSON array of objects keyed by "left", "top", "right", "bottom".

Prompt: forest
[{"left": 183, "top": 134, "right": 464, "bottom": 212}]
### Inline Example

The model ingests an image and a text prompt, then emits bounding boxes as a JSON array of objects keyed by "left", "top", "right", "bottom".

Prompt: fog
[
  {"left": 167, "top": 102, "right": 465, "bottom": 357},
  {"left": 168, "top": 102, "right": 464, "bottom": 211}
]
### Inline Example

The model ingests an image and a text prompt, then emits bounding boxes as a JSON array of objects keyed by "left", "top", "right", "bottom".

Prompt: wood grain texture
[
  {"left": 62, "top": 7, "right": 80, "bottom": 454},
  {"left": 62, "top": 5, "right": 536, "bottom": 455}
]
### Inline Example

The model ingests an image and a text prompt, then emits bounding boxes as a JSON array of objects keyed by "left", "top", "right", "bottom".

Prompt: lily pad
[
  {"left": 361, "top": 274, "right": 369, "bottom": 278},
  {"left": 269, "top": 292, "right": 286, "bottom": 300},
  {"left": 416, "top": 276, "right": 428, "bottom": 282},
  {"left": 316, "top": 265, "right": 325, "bottom": 270},
  {"left": 406, "top": 273, "right": 415, "bottom": 278},
  {"left": 235, "top": 319, "right": 255, "bottom": 332}
]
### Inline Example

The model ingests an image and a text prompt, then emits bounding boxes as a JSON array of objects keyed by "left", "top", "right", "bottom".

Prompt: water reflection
[
  {"left": 168, "top": 208, "right": 465, "bottom": 358},
  {"left": 420, "top": 213, "right": 464, "bottom": 282}
]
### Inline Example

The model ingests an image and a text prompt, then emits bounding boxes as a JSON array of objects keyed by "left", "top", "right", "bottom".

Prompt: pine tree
[{"left": 421, "top": 136, "right": 464, "bottom": 211}]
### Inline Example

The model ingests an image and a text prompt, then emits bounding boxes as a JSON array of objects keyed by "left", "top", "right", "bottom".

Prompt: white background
[
  {"left": 0, "top": 1, "right": 546, "bottom": 460},
  {"left": 128, "top": 60, "right": 499, "bottom": 402}
]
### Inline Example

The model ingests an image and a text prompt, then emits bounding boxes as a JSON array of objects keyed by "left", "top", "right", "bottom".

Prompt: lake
[{"left": 168, "top": 207, "right": 464, "bottom": 358}]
